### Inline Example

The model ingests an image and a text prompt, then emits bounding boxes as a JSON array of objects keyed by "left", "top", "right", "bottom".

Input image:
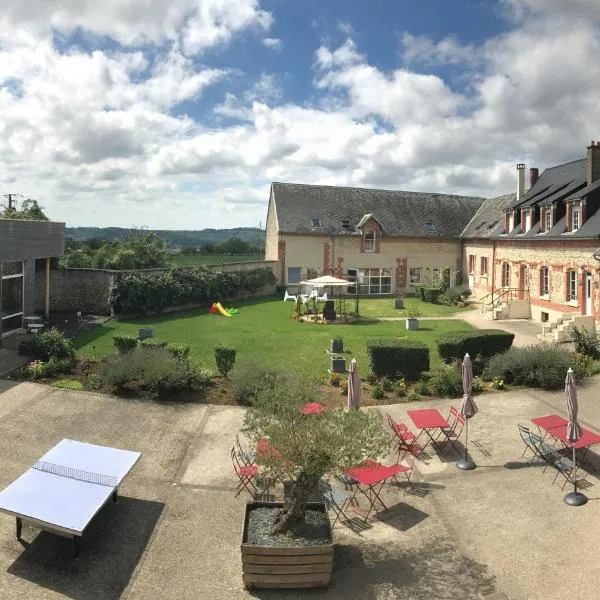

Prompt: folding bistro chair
[
  {"left": 386, "top": 414, "right": 423, "bottom": 461},
  {"left": 518, "top": 424, "right": 539, "bottom": 462},
  {"left": 437, "top": 411, "right": 464, "bottom": 455},
  {"left": 549, "top": 454, "right": 581, "bottom": 491},
  {"left": 236, "top": 434, "right": 257, "bottom": 467},
  {"left": 319, "top": 480, "right": 355, "bottom": 527},
  {"left": 231, "top": 447, "right": 259, "bottom": 498}
]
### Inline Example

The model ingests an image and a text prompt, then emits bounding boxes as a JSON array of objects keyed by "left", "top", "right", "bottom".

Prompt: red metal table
[
  {"left": 531, "top": 414, "right": 568, "bottom": 433},
  {"left": 407, "top": 409, "right": 455, "bottom": 452},
  {"left": 344, "top": 461, "right": 408, "bottom": 520},
  {"left": 546, "top": 424, "right": 600, "bottom": 470}
]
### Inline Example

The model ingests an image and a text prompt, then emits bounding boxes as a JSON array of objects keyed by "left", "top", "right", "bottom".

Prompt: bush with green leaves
[
  {"left": 438, "top": 287, "right": 462, "bottom": 306},
  {"left": 113, "top": 266, "right": 276, "bottom": 314},
  {"left": 139, "top": 338, "right": 168, "bottom": 350},
  {"left": 366, "top": 338, "right": 429, "bottom": 380},
  {"left": 485, "top": 345, "right": 587, "bottom": 390},
  {"left": 379, "top": 376, "right": 393, "bottom": 392},
  {"left": 85, "top": 373, "right": 103, "bottom": 391},
  {"left": 437, "top": 329, "right": 515, "bottom": 362},
  {"left": 329, "top": 372, "right": 341, "bottom": 387},
  {"left": 428, "top": 363, "right": 463, "bottom": 397},
  {"left": 52, "top": 379, "right": 84, "bottom": 390},
  {"left": 243, "top": 371, "right": 388, "bottom": 534},
  {"left": 570, "top": 327, "right": 600, "bottom": 359},
  {"left": 422, "top": 287, "right": 443, "bottom": 303},
  {"left": 392, "top": 378, "right": 407, "bottom": 397},
  {"left": 371, "top": 383, "right": 384, "bottom": 399},
  {"left": 472, "top": 376, "right": 485, "bottom": 393},
  {"left": 230, "top": 359, "right": 280, "bottom": 405},
  {"left": 166, "top": 343, "right": 190, "bottom": 360},
  {"left": 29, "top": 328, "right": 74, "bottom": 361},
  {"left": 414, "top": 380, "right": 431, "bottom": 396},
  {"left": 113, "top": 335, "right": 138, "bottom": 354},
  {"left": 214, "top": 345, "right": 236, "bottom": 377}
]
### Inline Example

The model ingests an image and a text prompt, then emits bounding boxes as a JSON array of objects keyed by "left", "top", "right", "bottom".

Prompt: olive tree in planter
[
  {"left": 405, "top": 307, "right": 422, "bottom": 331},
  {"left": 241, "top": 372, "right": 387, "bottom": 589},
  {"left": 330, "top": 335, "right": 343, "bottom": 353}
]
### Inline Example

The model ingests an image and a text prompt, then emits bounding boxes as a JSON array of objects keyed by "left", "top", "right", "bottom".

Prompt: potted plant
[
  {"left": 241, "top": 373, "right": 387, "bottom": 590},
  {"left": 330, "top": 336, "right": 343, "bottom": 353},
  {"left": 405, "top": 307, "right": 421, "bottom": 331}
]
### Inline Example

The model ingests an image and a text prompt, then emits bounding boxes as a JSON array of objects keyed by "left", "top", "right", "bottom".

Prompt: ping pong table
[{"left": 0, "top": 439, "right": 140, "bottom": 558}]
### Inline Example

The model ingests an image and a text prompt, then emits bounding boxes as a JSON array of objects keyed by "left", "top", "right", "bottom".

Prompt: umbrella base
[
  {"left": 456, "top": 458, "right": 476, "bottom": 470},
  {"left": 564, "top": 491, "right": 588, "bottom": 506}
]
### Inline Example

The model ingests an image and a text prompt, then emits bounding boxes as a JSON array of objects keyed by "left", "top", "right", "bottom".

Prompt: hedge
[
  {"left": 113, "top": 266, "right": 276, "bottom": 314},
  {"left": 113, "top": 334, "right": 138, "bottom": 354},
  {"left": 366, "top": 338, "right": 429, "bottom": 380},
  {"left": 423, "top": 287, "right": 443, "bottom": 303},
  {"left": 437, "top": 329, "right": 515, "bottom": 362}
]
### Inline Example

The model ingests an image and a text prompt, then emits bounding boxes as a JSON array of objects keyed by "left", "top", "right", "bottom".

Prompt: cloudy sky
[{"left": 2, "top": 0, "right": 600, "bottom": 229}]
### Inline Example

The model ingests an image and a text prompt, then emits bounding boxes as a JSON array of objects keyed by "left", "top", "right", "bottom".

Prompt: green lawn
[
  {"left": 358, "top": 297, "right": 474, "bottom": 318},
  {"left": 170, "top": 253, "right": 259, "bottom": 267},
  {"left": 74, "top": 298, "right": 474, "bottom": 379}
]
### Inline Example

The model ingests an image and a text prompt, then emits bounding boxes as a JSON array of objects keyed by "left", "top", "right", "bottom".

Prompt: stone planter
[
  {"left": 394, "top": 298, "right": 404, "bottom": 309},
  {"left": 138, "top": 327, "right": 154, "bottom": 341},
  {"left": 330, "top": 356, "right": 345, "bottom": 373},
  {"left": 241, "top": 501, "right": 334, "bottom": 590},
  {"left": 405, "top": 318, "right": 419, "bottom": 331},
  {"left": 330, "top": 338, "right": 343, "bottom": 353}
]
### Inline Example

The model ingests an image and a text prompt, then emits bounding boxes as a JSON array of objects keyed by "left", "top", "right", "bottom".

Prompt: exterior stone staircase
[{"left": 538, "top": 314, "right": 595, "bottom": 343}]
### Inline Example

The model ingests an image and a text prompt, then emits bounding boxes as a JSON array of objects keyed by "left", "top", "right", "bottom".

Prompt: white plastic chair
[{"left": 283, "top": 290, "right": 297, "bottom": 302}]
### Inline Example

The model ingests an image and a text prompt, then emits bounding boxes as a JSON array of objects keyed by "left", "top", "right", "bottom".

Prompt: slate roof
[
  {"left": 271, "top": 182, "right": 485, "bottom": 238},
  {"left": 460, "top": 193, "right": 516, "bottom": 239}
]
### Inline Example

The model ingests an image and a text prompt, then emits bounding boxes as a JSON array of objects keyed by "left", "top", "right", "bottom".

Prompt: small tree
[
  {"left": 215, "top": 345, "right": 236, "bottom": 376},
  {"left": 243, "top": 372, "right": 388, "bottom": 535}
]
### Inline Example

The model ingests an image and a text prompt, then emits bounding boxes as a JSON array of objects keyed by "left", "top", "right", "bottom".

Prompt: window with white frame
[
  {"left": 502, "top": 263, "right": 510, "bottom": 287},
  {"left": 540, "top": 267, "right": 549, "bottom": 296},
  {"left": 572, "top": 207, "right": 581, "bottom": 231},
  {"left": 480, "top": 256, "right": 488, "bottom": 276},
  {"left": 567, "top": 270, "right": 577, "bottom": 301},
  {"left": 364, "top": 230, "right": 376, "bottom": 252},
  {"left": 409, "top": 267, "right": 421, "bottom": 285},
  {"left": 468, "top": 255, "right": 476, "bottom": 273},
  {"left": 358, "top": 268, "right": 391, "bottom": 294},
  {"left": 544, "top": 208, "right": 552, "bottom": 232}
]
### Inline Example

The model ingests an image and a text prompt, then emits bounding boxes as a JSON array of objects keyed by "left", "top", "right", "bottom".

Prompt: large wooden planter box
[
  {"left": 330, "top": 356, "right": 346, "bottom": 373},
  {"left": 241, "top": 501, "right": 334, "bottom": 590},
  {"left": 405, "top": 318, "right": 419, "bottom": 331}
]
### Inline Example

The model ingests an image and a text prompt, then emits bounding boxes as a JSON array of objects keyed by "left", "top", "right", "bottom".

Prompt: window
[
  {"left": 544, "top": 208, "right": 552, "bottom": 232},
  {"left": 0, "top": 260, "right": 24, "bottom": 335},
  {"left": 311, "top": 217, "right": 322, "bottom": 227},
  {"left": 287, "top": 267, "right": 301, "bottom": 284},
  {"left": 502, "top": 263, "right": 510, "bottom": 287},
  {"left": 567, "top": 270, "right": 577, "bottom": 301},
  {"left": 432, "top": 268, "right": 441, "bottom": 285},
  {"left": 572, "top": 207, "right": 581, "bottom": 231},
  {"left": 341, "top": 219, "right": 351, "bottom": 229},
  {"left": 480, "top": 256, "right": 488, "bottom": 275},
  {"left": 540, "top": 267, "right": 549, "bottom": 296},
  {"left": 425, "top": 222, "right": 438, "bottom": 234},
  {"left": 358, "top": 268, "right": 391, "bottom": 294},
  {"left": 409, "top": 268, "right": 421, "bottom": 285},
  {"left": 306, "top": 267, "right": 319, "bottom": 280},
  {"left": 468, "top": 255, "right": 476, "bottom": 274},
  {"left": 364, "top": 230, "right": 376, "bottom": 252}
]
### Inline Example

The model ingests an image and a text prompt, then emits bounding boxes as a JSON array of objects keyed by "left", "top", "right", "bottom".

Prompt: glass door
[{"left": 0, "top": 261, "right": 24, "bottom": 335}]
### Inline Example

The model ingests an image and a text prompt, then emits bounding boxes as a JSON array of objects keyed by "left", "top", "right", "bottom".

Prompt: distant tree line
[
  {"left": 0, "top": 197, "right": 48, "bottom": 221},
  {"left": 180, "top": 237, "right": 258, "bottom": 256}
]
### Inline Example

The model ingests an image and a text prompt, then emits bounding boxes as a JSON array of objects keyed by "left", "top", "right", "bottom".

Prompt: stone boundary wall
[{"left": 34, "top": 260, "right": 280, "bottom": 316}]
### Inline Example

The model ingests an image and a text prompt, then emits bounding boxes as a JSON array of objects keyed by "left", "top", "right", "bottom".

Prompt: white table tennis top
[{"left": 0, "top": 439, "right": 140, "bottom": 535}]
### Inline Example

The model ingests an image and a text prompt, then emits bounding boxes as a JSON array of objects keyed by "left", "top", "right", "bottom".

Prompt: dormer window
[
  {"left": 311, "top": 217, "right": 322, "bottom": 227},
  {"left": 364, "top": 230, "right": 376, "bottom": 252},
  {"left": 544, "top": 208, "right": 552, "bottom": 232},
  {"left": 572, "top": 207, "right": 581, "bottom": 231},
  {"left": 341, "top": 219, "right": 351, "bottom": 229}
]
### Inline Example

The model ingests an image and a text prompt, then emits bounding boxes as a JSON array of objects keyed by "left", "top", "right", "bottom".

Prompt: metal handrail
[{"left": 480, "top": 287, "right": 530, "bottom": 313}]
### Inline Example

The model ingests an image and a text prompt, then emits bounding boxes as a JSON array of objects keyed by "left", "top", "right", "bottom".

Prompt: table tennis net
[{"left": 32, "top": 461, "right": 117, "bottom": 487}]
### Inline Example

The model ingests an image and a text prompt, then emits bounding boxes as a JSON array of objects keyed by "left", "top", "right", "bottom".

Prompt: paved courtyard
[{"left": 0, "top": 377, "right": 598, "bottom": 600}]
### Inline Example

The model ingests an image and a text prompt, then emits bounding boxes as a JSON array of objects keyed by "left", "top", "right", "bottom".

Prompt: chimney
[
  {"left": 529, "top": 167, "right": 539, "bottom": 188},
  {"left": 517, "top": 163, "right": 525, "bottom": 202},
  {"left": 587, "top": 141, "right": 600, "bottom": 186}
]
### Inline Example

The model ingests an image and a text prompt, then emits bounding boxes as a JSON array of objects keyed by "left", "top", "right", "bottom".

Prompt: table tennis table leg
[{"left": 15, "top": 517, "right": 22, "bottom": 540}]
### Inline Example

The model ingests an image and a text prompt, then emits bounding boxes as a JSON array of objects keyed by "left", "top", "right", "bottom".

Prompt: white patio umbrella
[
  {"left": 347, "top": 358, "right": 361, "bottom": 410},
  {"left": 457, "top": 353, "right": 478, "bottom": 471},
  {"left": 564, "top": 368, "right": 587, "bottom": 506}
]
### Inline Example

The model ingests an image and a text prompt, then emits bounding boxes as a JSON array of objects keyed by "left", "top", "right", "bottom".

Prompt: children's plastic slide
[{"left": 214, "top": 302, "right": 232, "bottom": 317}]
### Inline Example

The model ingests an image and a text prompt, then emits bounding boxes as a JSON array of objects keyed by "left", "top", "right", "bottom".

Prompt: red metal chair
[
  {"left": 438, "top": 412, "right": 465, "bottom": 454},
  {"left": 386, "top": 414, "right": 423, "bottom": 461},
  {"left": 231, "top": 447, "right": 259, "bottom": 498}
]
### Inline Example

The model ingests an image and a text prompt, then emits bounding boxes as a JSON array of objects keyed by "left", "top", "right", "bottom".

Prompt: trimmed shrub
[
  {"left": 366, "top": 338, "right": 430, "bottom": 380},
  {"left": 438, "top": 287, "right": 462, "bottom": 306},
  {"left": 48, "top": 356, "right": 74, "bottom": 374},
  {"left": 428, "top": 363, "right": 463, "bottom": 397},
  {"left": 423, "top": 287, "right": 443, "bottom": 303},
  {"left": 371, "top": 384, "right": 384, "bottom": 399},
  {"left": 85, "top": 373, "right": 103, "bottom": 391},
  {"left": 139, "top": 338, "right": 167, "bottom": 350},
  {"left": 414, "top": 285, "right": 425, "bottom": 301},
  {"left": 571, "top": 327, "right": 600, "bottom": 359},
  {"left": 29, "top": 328, "right": 74, "bottom": 361},
  {"left": 485, "top": 345, "right": 587, "bottom": 390},
  {"left": 53, "top": 379, "right": 84, "bottom": 390},
  {"left": 437, "top": 329, "right": 515, "bottom": 362},
  {"left": 113, "top": 335, "right": 138, "bottom": 354},
  {"left": 165, "top": 343, "right": 191, "bottom": 360},
  {"left": 215, "top": 345, "right": 236, "bottom": 377},
  {"left": 230, "top": 359, "right": 278, "bottom": 405}
]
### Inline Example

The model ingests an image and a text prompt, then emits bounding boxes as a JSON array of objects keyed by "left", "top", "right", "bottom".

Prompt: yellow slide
[{"left": 215, "top": 302, "right": 232, "bottom": 317}]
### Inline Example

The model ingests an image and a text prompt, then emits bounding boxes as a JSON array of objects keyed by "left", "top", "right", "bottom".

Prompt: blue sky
[{"left": 1, "top": 0, "right": 600, "bottom": 228}]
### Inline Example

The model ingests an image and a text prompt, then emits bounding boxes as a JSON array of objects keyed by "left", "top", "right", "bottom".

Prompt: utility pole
[{"left": 2, "top": 193, "right": 22, "bottom": 209}]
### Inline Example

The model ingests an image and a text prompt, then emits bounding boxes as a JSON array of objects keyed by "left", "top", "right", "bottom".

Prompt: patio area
[{"left": 0, "top": 378, "right": 598, "bottom": 599}]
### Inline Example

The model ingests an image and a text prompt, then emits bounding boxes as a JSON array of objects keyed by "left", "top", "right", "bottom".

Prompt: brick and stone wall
[{"left": 35, "top": 261, "right": 280, "bottom": 316}]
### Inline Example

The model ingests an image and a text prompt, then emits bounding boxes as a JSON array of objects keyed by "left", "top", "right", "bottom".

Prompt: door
[
  {"left": 585, "top": 272, "right": 593, "bottom": 316},
  {"left": 518, "top": 265, "right": 527, "bottom": 300}
]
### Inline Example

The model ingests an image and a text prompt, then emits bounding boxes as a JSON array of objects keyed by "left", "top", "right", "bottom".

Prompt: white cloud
[
  {"left": 262, "top": 37, "right": 282, "bottom": 50},
  {"left": 338, "top": 22, "right": 354, "bottom": 35},
  {"left": 400, "top": 32, "right": 480, "bottom": 66}
]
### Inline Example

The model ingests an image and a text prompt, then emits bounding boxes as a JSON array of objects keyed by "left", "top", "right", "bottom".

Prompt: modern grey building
[{"left": 0, "top": 219, "right": 65, "bottom": 336}]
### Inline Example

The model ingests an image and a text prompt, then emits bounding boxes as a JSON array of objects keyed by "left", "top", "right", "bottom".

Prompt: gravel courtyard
[{"left": 0, "top": 377, "right": 598, "bottom": 600}]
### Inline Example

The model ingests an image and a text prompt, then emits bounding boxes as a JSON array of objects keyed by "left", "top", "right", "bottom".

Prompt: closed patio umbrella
[
  {"left": 564, "top": 368, "right": 587, "bottom": 506},
  {"left": 347, "top": 358, "right": 361, "bottom": 410},
  {"left": 457, "top": 353, "right": 478, "bottom": 471}
]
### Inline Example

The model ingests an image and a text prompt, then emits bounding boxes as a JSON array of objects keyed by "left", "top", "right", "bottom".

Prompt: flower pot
[
  {"left": 330, "top": 339, "right": 343, "bottom": 353},
  {"left": 394, "top": 299, "right": 404, "bottom": 309},
  {"left": 330, "top": 356, "right": 345, "bottom": 373},
  {"left": 241, "top": 501, "right": 334, "bottom": 590},
  {"left": 405, "top": 318, "right": 419, "bottom": 331}
]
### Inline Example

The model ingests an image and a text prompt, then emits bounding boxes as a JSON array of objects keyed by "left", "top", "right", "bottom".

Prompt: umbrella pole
[
  {"left": 564, "top": 444, "right": 588, "bottom": 506},
  {"left": 456, "top": 417, "right": 476, "bottom": 470},
  {"left": 573, "top": 446, "right": 577, "bottom": 495}
]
